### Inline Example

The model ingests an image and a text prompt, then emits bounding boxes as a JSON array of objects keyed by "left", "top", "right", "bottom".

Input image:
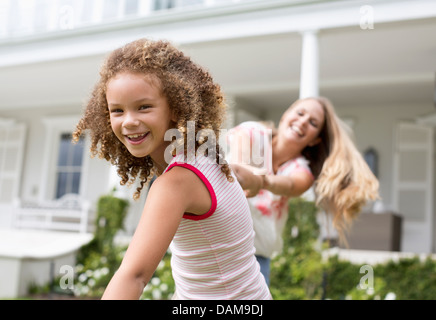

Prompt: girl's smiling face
[{"left": 106, "top": 72, "right": 176, "bottom": 169}]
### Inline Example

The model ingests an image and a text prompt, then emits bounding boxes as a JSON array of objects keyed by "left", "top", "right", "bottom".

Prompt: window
[
  {"left": 55, "top": 133, "right": 84, "bottom": 199},
  {"left": 41, "top": 116, "right": 87, "bottom": 201}
]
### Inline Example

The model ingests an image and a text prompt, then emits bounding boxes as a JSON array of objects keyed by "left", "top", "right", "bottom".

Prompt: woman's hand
[
  {"left": 230, "top": 164, "right": 264, "bottom": 198},
  {"left": 231, "top": 163, "right": 314, "bottom": 199}
]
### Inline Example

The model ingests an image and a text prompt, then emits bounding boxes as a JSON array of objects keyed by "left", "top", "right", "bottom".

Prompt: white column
[{"left": 299, "top": 30, "right": 319, "bottom": 99}]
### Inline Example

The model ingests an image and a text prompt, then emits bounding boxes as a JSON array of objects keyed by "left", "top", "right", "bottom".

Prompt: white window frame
[
  {"left": 55, "top": 132, "right": 85, "bottom": 198},
  {"left": 40, "top": 115, "right": 89, "bottom": 202}
]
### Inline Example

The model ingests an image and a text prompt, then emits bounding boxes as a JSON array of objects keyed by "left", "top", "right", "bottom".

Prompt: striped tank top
[{"left": 165, "top": 154, "right": 272, "bottom": 300}]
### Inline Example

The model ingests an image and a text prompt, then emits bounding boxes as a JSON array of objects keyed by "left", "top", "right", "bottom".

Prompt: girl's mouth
[{"left": 126, "top": 132, "right": 149, "bottom": 144}]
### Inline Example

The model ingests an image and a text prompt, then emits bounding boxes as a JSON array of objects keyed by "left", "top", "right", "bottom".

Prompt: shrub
[
  {"left": 269, "top": 198, "right": 324, "bottom": 300},
  {"left": 140, "top": 252, "right": 175, "bottom": 300},
  {"left": 73, "top": 192, "right": 129, "bottom": 297},
  {"left": 270, "top": 198, "right": 436, "bottom": 300}
]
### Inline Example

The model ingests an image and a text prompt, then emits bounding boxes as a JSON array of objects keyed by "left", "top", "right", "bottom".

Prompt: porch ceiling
[
  {"left": 183, "top": 18, "right": 436, "bottom": 112},
  {"left": 0, "top": 17, "right": 435, "bottom": 115}
]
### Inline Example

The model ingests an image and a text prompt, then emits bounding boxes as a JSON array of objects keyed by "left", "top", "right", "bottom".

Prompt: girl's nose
[{"left": 123, "top": 112, "right": 140, "bottom": 128}]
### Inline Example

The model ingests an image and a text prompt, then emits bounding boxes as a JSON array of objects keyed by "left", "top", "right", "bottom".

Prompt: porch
[
  {"left": 0, "top": 229, "right": 92, "bottom": 298},
  {"left": 0, "top": 193, "right": 93, "bottom": 299}
]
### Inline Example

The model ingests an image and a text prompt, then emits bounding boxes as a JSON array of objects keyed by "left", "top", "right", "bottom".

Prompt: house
[{"left": 0, "top": 0, "right": 435, "bottom": 257}]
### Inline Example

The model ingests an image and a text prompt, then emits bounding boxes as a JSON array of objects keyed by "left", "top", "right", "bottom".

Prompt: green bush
[
  {"left": 77, "top": 192, "right": 129, "bottom": 269},
  {"left": 269, "top": 197, "right": 436, "bottom": 300},
  {"left": 374, "top": 256, "right": 436, "bottom": 300},
  {"left": 140, "top": 251, "right": 175, "bottom": 300},
  {"left": 269, "top": 197, "right": 324, "bottom": 300},
  {"left": 73, "top": 192, "right": 129, "bottom": 297}
]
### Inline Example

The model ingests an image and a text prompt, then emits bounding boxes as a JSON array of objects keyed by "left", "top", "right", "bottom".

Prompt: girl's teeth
[{"left": 128, "top": 134, "right": 145, "bottom": 138}]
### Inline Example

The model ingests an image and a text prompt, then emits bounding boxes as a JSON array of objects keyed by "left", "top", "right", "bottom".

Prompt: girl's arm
[{"left": 101, "top": 166, "right": 211, "bottom": 300}]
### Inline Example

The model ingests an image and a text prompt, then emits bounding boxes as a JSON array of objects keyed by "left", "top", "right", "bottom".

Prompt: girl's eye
[
  {"left": 139, "top": 105, "right": 151, "bottom": 110},
  {"left": 111, "top": 108, "right": 123, "bottom": 113},
  {"left": 310, "top": 120, "right": 318, "bottom": 128}
]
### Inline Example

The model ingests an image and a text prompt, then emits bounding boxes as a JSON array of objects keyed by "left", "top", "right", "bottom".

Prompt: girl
[
  {"left": 73, "top": 38, "right": 271, "bottom": 300},
  {"left": 227, "top": 97, "right": 380, "bottom": 285}
]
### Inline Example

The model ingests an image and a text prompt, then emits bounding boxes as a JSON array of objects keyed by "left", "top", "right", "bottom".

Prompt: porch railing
[{"left": 0, "top": 0, "right": 255, "bottom": 40}]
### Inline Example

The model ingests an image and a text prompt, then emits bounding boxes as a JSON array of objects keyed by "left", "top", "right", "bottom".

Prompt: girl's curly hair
[{"left": 73, "top": 38, "right": 233, "bottom": 200}]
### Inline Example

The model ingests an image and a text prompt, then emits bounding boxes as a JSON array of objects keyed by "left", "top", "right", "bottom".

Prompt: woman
[{"left": 227, "top": 96, "right": 379, "bottom": 285}]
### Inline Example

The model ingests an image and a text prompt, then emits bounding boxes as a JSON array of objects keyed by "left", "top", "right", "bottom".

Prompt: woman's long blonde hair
[{"left": 293, "top": 97, "right": 380, "bottom": 243}]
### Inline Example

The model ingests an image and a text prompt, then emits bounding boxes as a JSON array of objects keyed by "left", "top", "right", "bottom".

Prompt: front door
[{"left": 393, "top": 122, "right": 434, "bottom": 253}]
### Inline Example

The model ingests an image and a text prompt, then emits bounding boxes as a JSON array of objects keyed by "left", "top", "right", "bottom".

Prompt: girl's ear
[
  {"left": 171, "top": 110, "right": 178, "bottom": 123},
  {"left": 308, "top": 137, "right": 322, "bottom": 147}
]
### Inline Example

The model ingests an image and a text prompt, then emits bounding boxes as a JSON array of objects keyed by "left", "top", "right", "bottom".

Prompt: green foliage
[
  {"left": 324, "top": 254, "right": 436, "bottom": 300},
  {"left": 322, "top": 255, "right": 359, "bottom": 299},
  {"left": 77, "top": 192, "right": 129, "bottom": 267},
  {"left": 93, "top": 194, "right": 130, "bottom": 250},
  {"left": 269, "top": 197, "right": 324, "bottom": 300},
  {"left": 140, "top": 252, "right": 175, "bottom": 300},
  {"left": 374, "top": 256, "right": 436, "bottom": 300},
  {"left": 73, "top": 192, "right": 129, "bottom": 297},
  {"left": 346, "top": 276, "right": 389, "bottom": 300},
  {"left": 270, "top": 197, "right": 436, "bottom": 300}
]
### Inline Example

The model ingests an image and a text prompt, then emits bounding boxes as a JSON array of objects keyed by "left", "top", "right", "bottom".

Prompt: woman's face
[
  {"left": 106, "top": 72, "right": 175, "bottom": 168},
  {"left": 277, "top": 98, "right": 325, "bottom": 150}
]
